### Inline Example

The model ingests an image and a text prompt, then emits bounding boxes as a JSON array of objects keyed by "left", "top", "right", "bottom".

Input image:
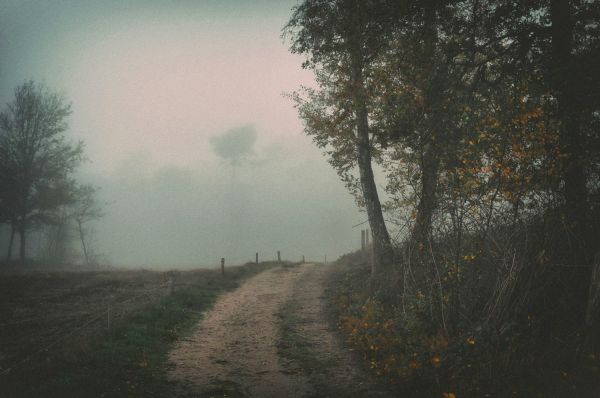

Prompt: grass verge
[
  {"left": 276, "top": 265, "right": 347, "bottom": 398},
  {"left": 1, "top": 261, "right": 279, "bottom": 398}
]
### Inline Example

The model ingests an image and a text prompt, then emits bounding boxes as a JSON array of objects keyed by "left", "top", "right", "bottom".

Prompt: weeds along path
[
  {"left": 167, "top": 264, "right": 314, "bottom": 397},
  {"left": 280, "top": 262, "right": 393, "bottom": 398}
]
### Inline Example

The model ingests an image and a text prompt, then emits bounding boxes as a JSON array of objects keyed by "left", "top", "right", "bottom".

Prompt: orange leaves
[
  {"left": 338, "top": 297, "right": 450, "bottom": 382},
  {"left": 512, "top": 106, "right": 544, "bottom": 126}
]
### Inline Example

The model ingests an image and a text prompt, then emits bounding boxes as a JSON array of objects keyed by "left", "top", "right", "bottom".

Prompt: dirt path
[{"left": 167, "top": 263, "right": 390, "bottom": 398}]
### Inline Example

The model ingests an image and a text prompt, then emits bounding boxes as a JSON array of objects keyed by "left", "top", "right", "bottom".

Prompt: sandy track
[
  {"left": 288, "top": 263, "right": 391, "bottom": 398},
  {"left": 168, "top": 265, "right": 314, "bottom": 397},
  {"left": 167, "top": 263, "right": 391, "bottom": 398}
]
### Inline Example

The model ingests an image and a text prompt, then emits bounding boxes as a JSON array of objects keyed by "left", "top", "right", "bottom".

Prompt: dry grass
[{"left": 0, "top": 262, "right": 275, "bottom": 379}]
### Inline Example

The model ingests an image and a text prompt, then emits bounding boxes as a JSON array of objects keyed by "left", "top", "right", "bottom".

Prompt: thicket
[{"left": 286, "top": 0, "right": 600, "bottom": 395}]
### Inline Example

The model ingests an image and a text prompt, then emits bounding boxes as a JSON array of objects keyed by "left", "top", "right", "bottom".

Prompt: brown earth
[
  {"left": 167, "top": 263, "right": 392, "bottom": 398},
  {"left": 0, "top": 266, "right": 230, "bottom": 377}
]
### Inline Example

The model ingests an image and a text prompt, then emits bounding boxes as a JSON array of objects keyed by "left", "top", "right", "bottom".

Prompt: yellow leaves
[
  {"left": 443, "top": 393, "right": 457, "bottom": 398},
  {"left": 466, "top": 336, "right": 476, "bottom": 345},
  {"left": 431, "top": 355, "right": 441, "bottom": 367},
  {"left": 463, "top": 254, "right": 476, "bottom": 262},
  {"left": 484, "top": 117, "right": 501, "bottom": 129}
]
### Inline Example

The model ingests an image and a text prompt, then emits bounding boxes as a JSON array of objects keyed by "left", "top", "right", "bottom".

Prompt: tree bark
[
  {"left": 412, "top": 145, "right": 440, "bottom": 248},
  {"left": 18, "top": 222, "right": 26, "bottom": 265},
  {"left": 6, "top": 222, "right": 15, "bottom": 262},
  {"left": 349, "top": 25, "right": 394, "bottom": 273},
  {"left": 77, "top": 219, "right": 89, "bottom": 266},
  {"left": 585, "top": 253, "right": 600, "bottom": 354},
  {"left": 550, "top": 0, "right": 590, "bottom": 264},
  {"left": 411, "top": 3, "right": 441, "bottom": 250}
]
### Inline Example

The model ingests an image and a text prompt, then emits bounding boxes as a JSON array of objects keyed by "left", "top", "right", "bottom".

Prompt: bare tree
[
  {"left": 71, "top": 184, "right": 103, "bottom": 266},
  {"left": 0, "top": 81, "right": 83, "bottom": 264}
]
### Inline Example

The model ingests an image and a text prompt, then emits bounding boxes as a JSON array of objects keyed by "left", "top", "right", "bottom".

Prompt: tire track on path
[{"left": 168, "top": 264, "right": 314, "bottom": 397}]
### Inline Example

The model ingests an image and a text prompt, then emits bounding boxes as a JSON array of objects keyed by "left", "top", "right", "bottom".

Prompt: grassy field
[{"left": 0, "top": 261, "right": 280, "bottom": 397}]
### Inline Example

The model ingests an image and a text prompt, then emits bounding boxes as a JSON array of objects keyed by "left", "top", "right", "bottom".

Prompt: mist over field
[
  {"left": 0, "top": 0, "right": 363, "bottom": 267},
  {"left": 2, "top": 0, "right": 599, "bottom": 396}
]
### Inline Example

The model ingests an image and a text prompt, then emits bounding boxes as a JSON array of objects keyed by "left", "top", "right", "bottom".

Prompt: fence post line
[
  {"left": 256, "top": 252, "right": 259, "bottom": 264},
  {"left": 221, "top": 257, "right": 225, "bottom": 275},
  {"left": 302, "top": 255, "right": 305, "bottom": 263},
  {"left": 277, "top": 251, "right": 281, "bottom": 263}
]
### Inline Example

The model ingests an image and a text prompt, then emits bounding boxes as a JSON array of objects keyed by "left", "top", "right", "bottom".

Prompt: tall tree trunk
[
  {"left": 349, "top": 28, "right": 393, "bottom": 273},
  {"left": 585, "top": 254, "right": 600, "bottom": 354},
  {"left": 412, "top": 3, "right": 440, "bottom": 250},
  {"left": 551, "top": 0, "right": 590, "bottom": 263},
  {"left": 356, "top": 102, "right": 394, "bottom": 272},
  {"left": 6, "top": 222, "right": 15, "bottom": 262},
  {"left": 412, "top": 145, "right": 440, "bottom": 248},
  {"left": 18, "top": 222, "right": 26, "bottom": 265},
  {"left": 77, "top": 219, "right": 89, "bottom": 266}
]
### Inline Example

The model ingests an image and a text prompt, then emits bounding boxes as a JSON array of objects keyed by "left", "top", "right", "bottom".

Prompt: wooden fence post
[
  {"left": 256, "top": 252, "right": 259, "bottom": 264},
  {"left": 277, "top": 251, "right": 281, "bottom": 263},
  {"left": 221, "top": 258, "right": 225, "bottom": 275},
  {"left": 302, "top": 255, "right": 305, "bottom": 263}
]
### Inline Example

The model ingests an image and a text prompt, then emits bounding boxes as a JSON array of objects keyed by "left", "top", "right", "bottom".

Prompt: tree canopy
[{"left": 0, "top": 81, "right": 84, "bottom": 263}]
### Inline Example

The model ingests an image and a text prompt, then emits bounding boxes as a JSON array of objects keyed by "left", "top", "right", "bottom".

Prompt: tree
[
  {"left": 285, "top": 0, "right": 396, "bottom": 272},
  {"left": 0, "top": 81, "right": 83, "bottom": 264},
  {"left": 0, "top": 171, "right": 18, "bottom": 261},
  {"left": 71, "top": 184, "right": 103, "bottom": 266}
]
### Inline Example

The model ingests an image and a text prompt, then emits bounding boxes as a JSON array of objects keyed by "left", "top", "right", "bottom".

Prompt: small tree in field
[
  {"left": 71, "top": 184, "right": 103, "bottom": 266},
  {"left": 0, "top": 81, "right": 83, "bottom": 264}
]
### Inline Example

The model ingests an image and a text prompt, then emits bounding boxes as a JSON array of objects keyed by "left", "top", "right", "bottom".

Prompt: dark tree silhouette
[{"left": 0, "top": 81, "right": 83, "bottom": 264}]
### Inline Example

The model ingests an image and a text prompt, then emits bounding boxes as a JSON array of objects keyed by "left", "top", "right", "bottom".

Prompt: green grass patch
[
  {"left": 276, "top": 297, "right": 337, "bottom": 397},
  {"left": 2, "top": 262, "right": 278, "bottom": 398}
]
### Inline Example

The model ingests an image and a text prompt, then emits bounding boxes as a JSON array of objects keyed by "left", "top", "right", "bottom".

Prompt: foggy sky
[{"left": 0, "top": 0, "right": 364, "bottom": 267}]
